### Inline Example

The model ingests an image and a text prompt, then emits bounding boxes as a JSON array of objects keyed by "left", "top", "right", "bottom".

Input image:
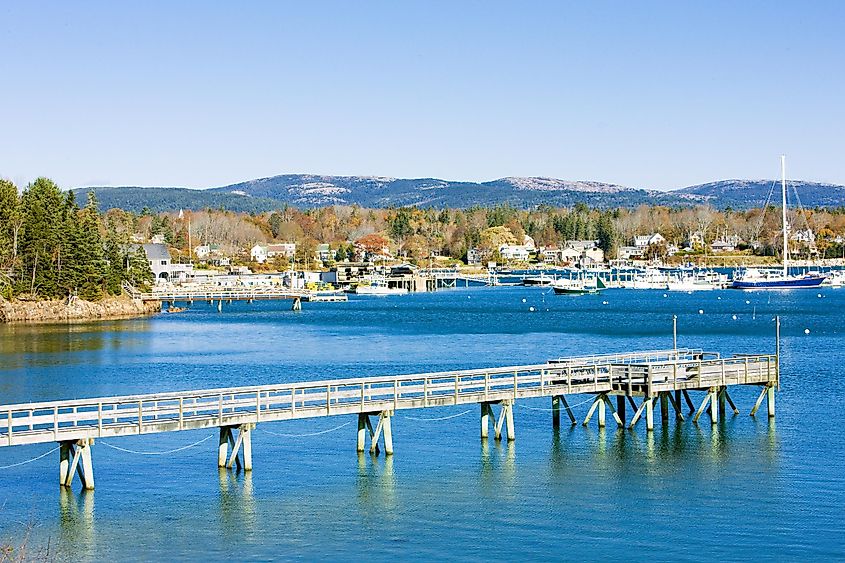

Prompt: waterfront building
[{"left": 251, "top": 243, "right": 296, "bottom": 264}]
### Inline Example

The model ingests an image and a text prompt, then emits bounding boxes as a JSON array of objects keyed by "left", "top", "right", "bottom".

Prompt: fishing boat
[
  {"left": 552, "top": 276, "right": 606, "bottom": 295},
  {"left": 732, "top": 156, "right": 825, "bottom": 289}
]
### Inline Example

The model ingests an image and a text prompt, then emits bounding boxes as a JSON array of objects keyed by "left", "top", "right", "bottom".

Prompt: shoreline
[{"left": 0, "top": 294, "right": 161, "bottom": 324}]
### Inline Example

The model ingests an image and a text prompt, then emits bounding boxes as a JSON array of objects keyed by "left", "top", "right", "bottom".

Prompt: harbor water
[{"left": 1, "top": 287, "right": 843, "bottom": 561}]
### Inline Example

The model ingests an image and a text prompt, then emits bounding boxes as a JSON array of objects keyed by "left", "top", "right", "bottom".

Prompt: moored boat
[
  {"left": 731, "top": 156, "right": 825, "bottom": 289},
  {"left": 552, "top": 276, "right": 606, "bottom": 295}
]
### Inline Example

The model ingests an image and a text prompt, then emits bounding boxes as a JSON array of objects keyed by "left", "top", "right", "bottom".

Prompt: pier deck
[{"left": 0, "top": 347, "right": 778, "bottom": 490}]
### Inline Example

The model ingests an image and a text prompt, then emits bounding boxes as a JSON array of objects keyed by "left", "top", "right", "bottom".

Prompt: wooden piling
[
  {"left": 218, "top": 427, "right": 230, "bottom": 467},
  {"left": 597, "top": 397, "right": 606, "bottom": 428},
  {"left": 357, "top": 414, "right": 367, "bottom": 451},
  {"left": 767, "top": 385, "right": 776, "bottom": 418}
]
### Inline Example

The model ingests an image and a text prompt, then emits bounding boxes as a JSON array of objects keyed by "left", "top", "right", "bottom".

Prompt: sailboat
[{"left": 731, "top": 156, "right": 825, "bottom": 289}]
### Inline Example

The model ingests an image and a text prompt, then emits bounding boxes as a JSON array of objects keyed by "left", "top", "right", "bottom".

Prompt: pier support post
[
  {"left": 616, "top": 395, "right": 626, "bottom": 424},
  {"left": 645, "top": 398, "right": 654, "bottom": 431},
  {"left": 597, "top": 397, "right": 606, "bottom": 428},
  {"left": 766, "top": 385, "right": 776, "bottom": 418},
  {"left": 217, "top": 300, "right": 222, "bottom": 312},
  {"left": 552, "top": 396, "right": 560, "bottom": 429},
  {"left": 60, "top": 442, "right": 71, "bottom": 486},
  {"left": 482, "top": 401, "right": 514, "bottom": 441},
  {"left": 660, "top": 393, "right": 669, "bottom": 424},
  {"left": 718, "top": 386, "right": 727, "bottom": 419},
  {"left": 218, "top": 427, "right": 230, "bottom": 467},
  {"left": 709, "top": 387, "right": 719, "bottom": 424},
  {"left": 357, "top": 411, "right": 393, "bottom": 455},
  {"left": 560, "top": 395, "right": 577, "bottom": 425},
  {"left": 220, "top": 424, "right": 254, "bottom": 470},
  {"left": 504, "top": 401, "right": 514, "bottom": 442},
  {"left": 667, "top": 391, "right": 685, "bottom": 421},
  {"left": 682, "top": 390, "right": 695, "bottom": 414},
  {"left": 59, "top": 439, "right": 94, "bottom": 490},
  {"left": 480, "top": 403, "right": 491, "bottom": 439},
  {"left": 357, "top": 414, "right": 368, "bottom": 451},
  {"left": 292, "top": 297, "right": 302, "bottom": 311}
]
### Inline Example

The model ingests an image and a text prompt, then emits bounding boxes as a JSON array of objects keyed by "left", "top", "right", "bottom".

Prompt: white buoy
[
  {"left": 717, "top": 296, "right": 721, "bottom": 300},
  {"left": 745, "top": 300, "right": 750, "bottom": 304},
  {"left": 804, "top": 328, "right": 810, "bottom": 334},
  {"left": 663, "top": 293, "right": 668, "bottom": 298},
  {"left": 529, "top": 306, "right": 535, "bottom": 312},
  {"left": 698, "top": 309, "right": 704, "bottom": 314},
  {"left": 732, "top": 315, "right": 737, "bottom": 320},
  {"left": 817, "top": 293, "right": 822, "bottom": 298},
  {"left": 602, "top": 301, "right": 608, "bottom": 305},
  {"left": 522, "top": 298, "right": 526, "bottom": 303}
]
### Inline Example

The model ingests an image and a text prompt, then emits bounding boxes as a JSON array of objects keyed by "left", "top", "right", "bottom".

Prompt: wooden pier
[
  {"left": 125, "top": 285, "right": 347, "bottom": 311},
  {"left": 0, "top": 347, "right": 778, "bottom": 491}
]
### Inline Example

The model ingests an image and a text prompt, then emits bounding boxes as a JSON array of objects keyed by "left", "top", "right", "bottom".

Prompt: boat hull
[{"left": 731, "top": 276, "right": 825, "bottom": 289}]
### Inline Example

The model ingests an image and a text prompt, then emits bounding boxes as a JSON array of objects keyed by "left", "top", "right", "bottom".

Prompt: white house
[
  {"left": 251, "top": 243, "right": 296, "bottom": 264},
  {"left": 138, "top": 243, "right": 193, "bottom": 284},
  {"left": 635, "top": 233, "right": 666, "bottom": 248},
  {"left": 467, "top": 247, "right": 483, "bottom": 266},
  {"left": 499, "top": 244, "right": 531, "bottom": 262}
]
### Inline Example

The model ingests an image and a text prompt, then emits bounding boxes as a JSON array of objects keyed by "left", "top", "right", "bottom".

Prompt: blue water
[{"left": 1, "top": 287, "right": 843, "bottom": 561}]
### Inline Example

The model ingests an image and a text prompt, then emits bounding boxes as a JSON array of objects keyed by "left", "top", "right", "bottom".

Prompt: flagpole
[{"left": 188, "top": 216, "right": 192, "bottom": 262}]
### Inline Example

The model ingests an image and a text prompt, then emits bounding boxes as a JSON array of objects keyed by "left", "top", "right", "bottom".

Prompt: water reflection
[
  {"left": 58, "top": 489, "right": 95, "bottom": 559},
  {"left": 356, "top": 453, "right": 396, "bottom": 515},
  {"left": 479, "top": 439, "right": 517, "bottom": 497},
  {"left": 550, "top": 421, "right": 780, "bottom": 472},
  {"left": 217, "top": 469, "right": 256, "bottom": 538}
]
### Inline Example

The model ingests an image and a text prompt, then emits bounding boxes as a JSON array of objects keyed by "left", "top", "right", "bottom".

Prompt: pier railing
[
  {"left": 0, "top": 349, "right": 740, "bottom": 447},
  {"left": 610, "top": 354, "right": 777, "bottom": 396}
]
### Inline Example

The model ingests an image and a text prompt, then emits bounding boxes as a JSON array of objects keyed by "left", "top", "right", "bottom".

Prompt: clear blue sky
[{"left": 1, "top": 1, "right": 842, "bottom": 191}]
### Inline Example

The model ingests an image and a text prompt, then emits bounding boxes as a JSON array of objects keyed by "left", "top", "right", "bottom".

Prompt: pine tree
[
  {"left": 72, "top": 192, "right": 107, "bottom": 300},
  {"left": 18, "top": 178, "right": 66, "bottom": 297}
]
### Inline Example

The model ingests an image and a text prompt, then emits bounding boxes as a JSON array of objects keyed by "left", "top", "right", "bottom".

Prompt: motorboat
[{"left": 552, "top": 276, "right": 606, "bottom": 295}]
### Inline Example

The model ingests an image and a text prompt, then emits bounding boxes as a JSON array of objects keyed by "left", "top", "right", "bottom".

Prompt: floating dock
[{"left": 0, "top": 346, "right": 778, "bottom": 491}]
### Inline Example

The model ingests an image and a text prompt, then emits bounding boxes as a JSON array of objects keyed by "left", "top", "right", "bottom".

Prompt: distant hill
[
  {"left": 72, "top": 175, "right": 845, "bottom": 212},
  {"left": 675, "top": 180, "right": 845, "bottom": 209}
]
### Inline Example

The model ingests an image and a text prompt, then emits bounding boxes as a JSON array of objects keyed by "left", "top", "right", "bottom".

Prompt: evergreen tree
[
  {"left": 18, "top": 178, "right": 65, "bottom": 297},
  {"left": 596, "top": 213, "right": 618, "bottom": 257},
  {"left": 0, "top": 180, "right": 20, "bottom": 266},
  {"left": 66, "top": 192, "right": 106, "bottom": 300}
]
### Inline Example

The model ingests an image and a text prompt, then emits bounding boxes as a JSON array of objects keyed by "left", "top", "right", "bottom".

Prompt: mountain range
[{"left": 72, "top": 175, "right": 845, "bottom": 213}]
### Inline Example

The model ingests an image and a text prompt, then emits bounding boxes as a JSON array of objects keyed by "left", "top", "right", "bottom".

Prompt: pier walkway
[
  {"left": 125, "top": 285, "right": 346, "bottom": 310},
  {"left": 0, "top": 347, "right": 778, "bottom": 491}
]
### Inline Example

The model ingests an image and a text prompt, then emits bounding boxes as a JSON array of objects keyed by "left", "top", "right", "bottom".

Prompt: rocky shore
[{"left": 0, "top": 294, "right": 161, "bottom": 323}]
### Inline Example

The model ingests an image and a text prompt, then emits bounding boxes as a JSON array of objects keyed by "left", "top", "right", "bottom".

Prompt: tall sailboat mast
[{"left": 781, "top": 155, "right": 788, "bottom": 277}]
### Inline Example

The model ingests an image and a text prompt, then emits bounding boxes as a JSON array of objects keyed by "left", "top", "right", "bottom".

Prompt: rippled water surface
[{"left": 1, "top": 287, "right": 843, "bottom": 561}]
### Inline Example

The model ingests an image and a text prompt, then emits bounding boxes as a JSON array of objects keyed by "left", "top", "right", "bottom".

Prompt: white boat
[
  {"left": 522, "top": 273, "right": 555, "bottom": 286},
  {"left": 354, "top": 279, "right": 408, "bottom": 296},
  {"left": 552, "top": 276, "right": 606, "bottom": 294},
  {"left": 626, "top": 268, "right": 670, "bottom": 289},
  {"left": 731, "top": 156, "right": 825, "bottom": 289},
  {"left": 826, "top": 271, "right": 845, "bottom": 288},
  {"left": 666, "top": 270, "right": 727, "bottom": 291}
]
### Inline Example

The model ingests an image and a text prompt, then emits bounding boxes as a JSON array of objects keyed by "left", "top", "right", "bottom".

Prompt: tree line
[{"left": 0, "top": 178, "right": 152, "bottom": 301}]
